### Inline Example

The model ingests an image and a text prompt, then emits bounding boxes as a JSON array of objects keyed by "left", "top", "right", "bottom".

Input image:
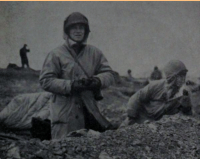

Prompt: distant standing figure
[
  {"left": 20, "top": 44, "right": 30, "bottom": 68},
  {"left": 127, "top": 69, "right": 134, "bottom": 82},
  {"left": 150, "top": 66, "right": 162, "bottom": 80}
]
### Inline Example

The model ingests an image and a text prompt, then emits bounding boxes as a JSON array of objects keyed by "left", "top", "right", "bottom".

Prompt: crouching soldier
[
  {"left": 39, "top": 12, "right": 115, "bottom": 139},
  {"left": 120, "top": 60, "right": 192, "bottom": 127}
]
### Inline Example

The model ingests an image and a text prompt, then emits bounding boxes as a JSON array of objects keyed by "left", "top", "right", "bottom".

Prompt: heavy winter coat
[
  {"left": 39, "top": 43, "right": 114, "bottom": 139},
  {"left": 150, "top": 69, "right": 162, "bottom": 80},
  {"left": 127, "top": 79, "right": 192, "bottom": 123},
  {"left": 20, "top": 47, "right": 30, "bottom": 64}
]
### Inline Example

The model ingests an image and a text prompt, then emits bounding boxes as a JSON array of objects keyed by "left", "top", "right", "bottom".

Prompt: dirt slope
[{"left": 0, "top": 68, "right": 200, "bottom": 159}]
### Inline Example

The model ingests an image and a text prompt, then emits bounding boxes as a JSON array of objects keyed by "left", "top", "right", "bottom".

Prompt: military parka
[
  {"left": 39, "top": 43, "right": 114, "bottom": 139},
  {"left": 127, "top": 79, "right": 192, "bottom": 123}
]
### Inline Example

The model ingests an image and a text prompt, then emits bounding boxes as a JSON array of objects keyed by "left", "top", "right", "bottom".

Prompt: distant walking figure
[{"left": 20, "top": 44, "right": 30, "bottom": 68}]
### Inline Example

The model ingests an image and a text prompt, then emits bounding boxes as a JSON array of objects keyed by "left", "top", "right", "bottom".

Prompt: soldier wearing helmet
[
  {"left": 63, "top": 12, "right": 90, "bottom": 44},
  {"left": 120, "top": 60, "right": 192, "bottom": 127},
  {"left": 150, "top": 66, "right": 162, "bottom": 81},
  {"left": 40, "top": 12, "right": 115, "bottom": 139}
]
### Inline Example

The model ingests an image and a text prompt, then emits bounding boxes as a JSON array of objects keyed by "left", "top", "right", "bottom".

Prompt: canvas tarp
[{"left": 0, "top": 92, "right": 52, "bottom": 129}]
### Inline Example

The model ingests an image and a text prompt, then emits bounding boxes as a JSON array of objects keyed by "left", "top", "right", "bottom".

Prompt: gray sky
[{"left": 0, "top": 2, "right": 200, "bottom": 77}]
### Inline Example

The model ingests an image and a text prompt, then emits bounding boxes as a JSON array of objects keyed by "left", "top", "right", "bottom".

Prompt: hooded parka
[{"left": 39, "top": 12, "right": 114, "bottom": 139}]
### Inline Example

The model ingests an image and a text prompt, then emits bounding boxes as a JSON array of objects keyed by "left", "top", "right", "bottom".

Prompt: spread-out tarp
[{"left": 0, "top": 92, "right": 52, "bottom": 129}]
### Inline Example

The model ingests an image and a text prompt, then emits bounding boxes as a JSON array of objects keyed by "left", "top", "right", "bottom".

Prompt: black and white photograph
[{"left": 0, "top": 1, "right": 200, "bottom": 158}]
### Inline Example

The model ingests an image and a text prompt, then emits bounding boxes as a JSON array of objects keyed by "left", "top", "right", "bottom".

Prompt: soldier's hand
[
  {"left": 71, "top": 79, "right": 87, "bottom": 93},
  {"left": 86, "top": 77, "right": 101, "bottom": 91}
]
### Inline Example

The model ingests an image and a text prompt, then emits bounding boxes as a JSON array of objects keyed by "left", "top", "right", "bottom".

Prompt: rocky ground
[
  {"left": 0, "top": 68, "right": 200, "bottom": 159},
  {"left": 1, "top": 114, "right": 200, "bottom": 159}
]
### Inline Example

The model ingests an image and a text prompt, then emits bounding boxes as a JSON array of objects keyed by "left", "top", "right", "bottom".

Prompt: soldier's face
[
  {"left": 175, "top": 74, "right": 186, "bottom": 88},
  {"left": 69, "top": 24, "right": 85, "bottom": 42}
]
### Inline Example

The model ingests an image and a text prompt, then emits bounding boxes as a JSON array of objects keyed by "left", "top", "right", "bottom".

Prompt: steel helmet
[
  {"left": 163, "top": 60, "right": 188, "bottom": 79},
  {"left": 63, "top": 12, "right": 90, "bottom": 41}
]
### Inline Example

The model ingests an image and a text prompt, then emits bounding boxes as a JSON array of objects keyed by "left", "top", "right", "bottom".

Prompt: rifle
[{"left": 164, "top": 89, "right": 190, "bottom": 114}]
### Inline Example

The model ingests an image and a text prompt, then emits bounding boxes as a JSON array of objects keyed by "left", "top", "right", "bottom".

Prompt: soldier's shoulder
[
  {"left": 86, "top": 44, "right": 102, "bottom": 53},
  {"left": 149, "top": 79, "right": 166, "bottom": 89},
  {"left": 48, "top": 44, "right": 66, "bottom": 56}
]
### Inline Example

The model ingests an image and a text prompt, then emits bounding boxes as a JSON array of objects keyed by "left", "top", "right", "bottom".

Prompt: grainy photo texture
[{"left": 0, "top": 2, "right": 200, "bottom": 159}]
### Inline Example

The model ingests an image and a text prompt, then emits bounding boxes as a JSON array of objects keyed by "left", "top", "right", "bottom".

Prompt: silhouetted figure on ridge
[{"left": 20, "top": 44, "right": 30, "bottom": 68}]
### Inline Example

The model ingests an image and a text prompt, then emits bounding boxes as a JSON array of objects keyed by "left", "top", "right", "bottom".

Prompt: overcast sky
[{"left": 0, "top": 2, "right": 200, "bottom": 77}]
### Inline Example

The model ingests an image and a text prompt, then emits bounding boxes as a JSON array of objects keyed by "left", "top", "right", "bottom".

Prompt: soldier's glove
[
  {"left": 71, "top": 79, "right": 87, "bottom": 94},
  {"left": 179, "top": 96, "right": 192, "bottom": 115},
  {"left": 86, "top": 77, "right": 102, "bottom": 91}
]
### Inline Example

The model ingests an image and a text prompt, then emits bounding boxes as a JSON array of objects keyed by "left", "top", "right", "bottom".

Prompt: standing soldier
[
  {"left": 150, "top": 66, "right": 162, "bottom": 80},
  {"left": 39, "top": 12, "right": 115, "bottom": 139},
  {"left": 20, "top": 44, "right": 30, "bottom": 68},
  {"left": 127, "top": 69, "right": 134, "bottom": 82}
]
